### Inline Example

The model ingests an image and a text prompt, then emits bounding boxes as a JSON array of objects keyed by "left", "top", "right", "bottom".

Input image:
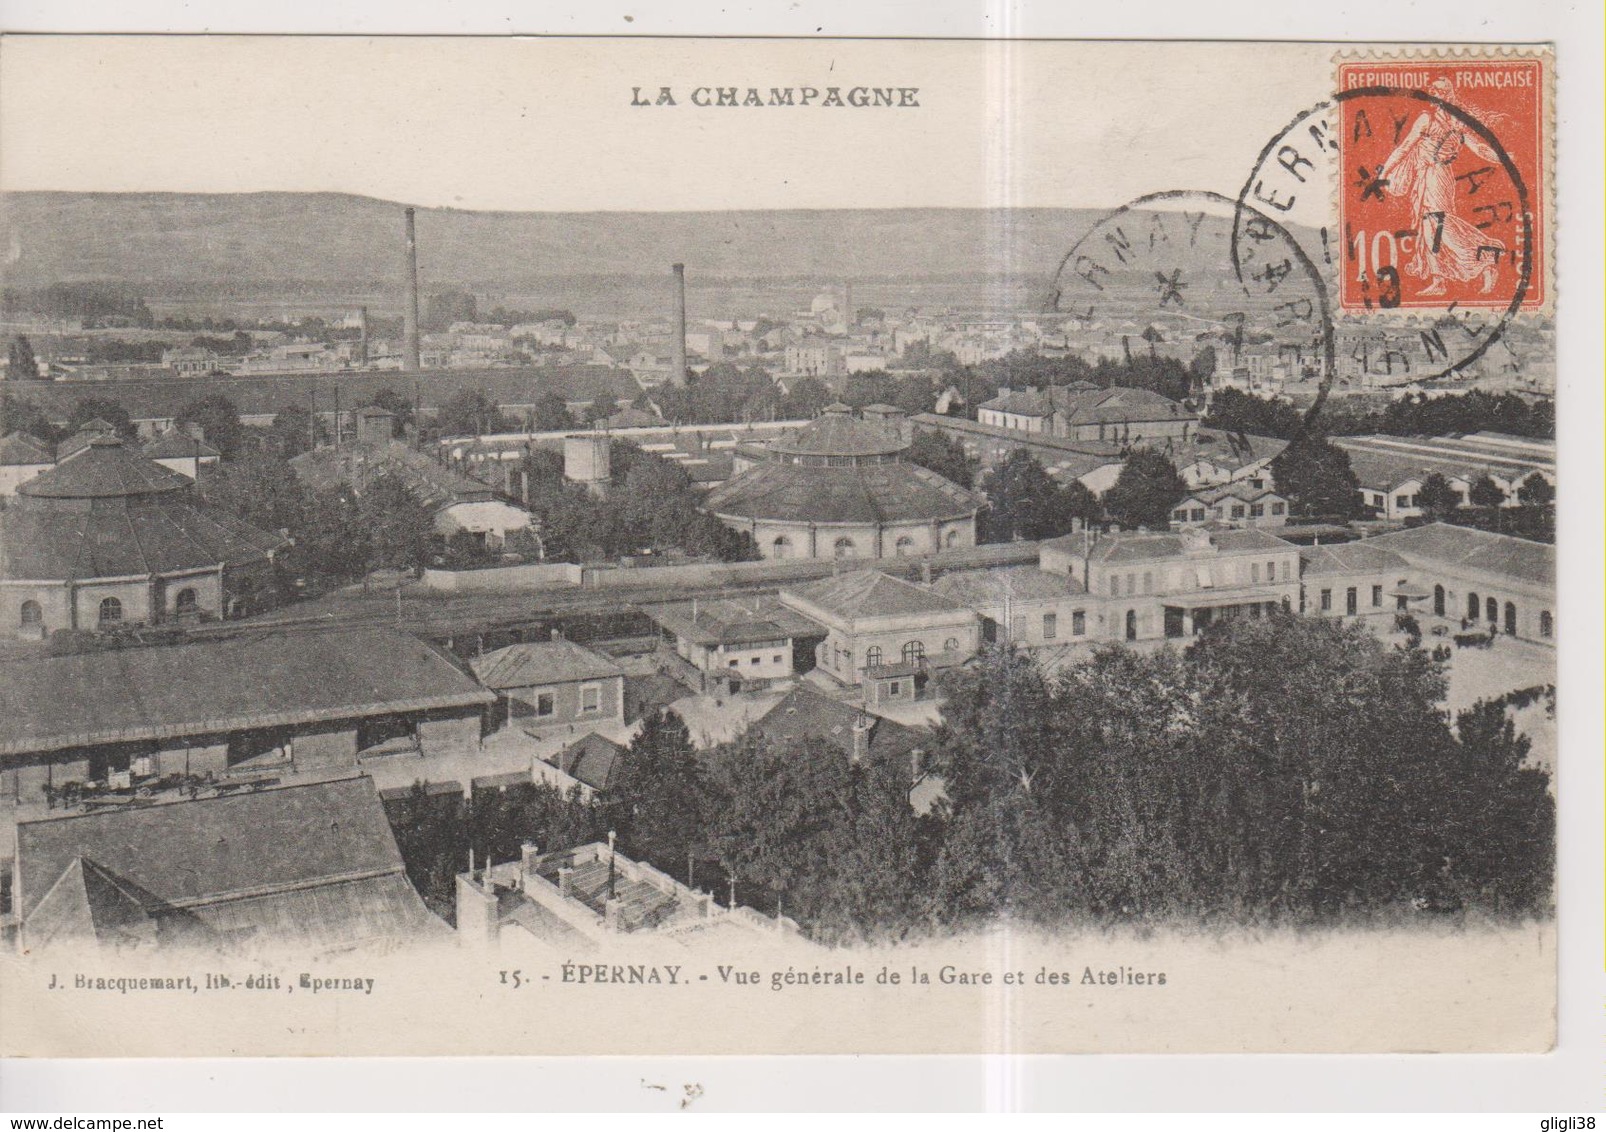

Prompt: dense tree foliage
[
  {"left": 0, "top": 394, "right": 58, "bottom": 442},
  {"left": 517, "top": 443, "right": 758, "bottom": 563},
  {"left": 978, "top": 449, "right": 1099, "bottom": 543},
  {"left": 176, "top": 393, "right": 246, "bottom": 459},
  {"left": 925, "top": 617, "right": 1552, "bottom": 929},
  {"left": 904, "top": 429, "right": 976, "bottom": 489},
  {"left": 8, "top": 335, "right": 38, "bottom": 379},
  {"left": 1269, "top": 435, "right": 1363, "bottom": 519},
  {"left": 67, "top": 397, "right": 137, "bottom": 439},
  {"left": 1202, "top": 388, "right": 1307, "bottom": 439},
  {"left": 1100, "top": 450, "right": 1187, "bottom": 530},
  {"left": 1416, "top": 472, "right": 1462, "bottom": 519}
]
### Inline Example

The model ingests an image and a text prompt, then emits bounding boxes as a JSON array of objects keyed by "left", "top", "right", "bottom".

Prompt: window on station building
[
  {"left": 1540, "top": 610, "right": 1553, "bottom": 638},
  {"left": 1251, "top": 563, "right": 1261, "bottom": 583},
  {"left": 19, "top": 600, "right": 42, "bottom": 626},
  {"left": 1372, "top": 584, "right": 1383, "bottom": 607},
  {"left": 1346, "top": 587, "right": 1358, "bottom": 615},
  {"left": 1071, "top": 610, "right": 1086, "bottom": 636},
  {"left": 535, "top": 691, "right": 556, "bottom": 717},
  {"left": 1042, "top": 613, "right": 1057, "bottom": 640},
  {"left": 865, "top": 646, "right": 883, "bottom": 668},
  {"left": 833, "top": 536, "right": 857, "bottom": 558},
  {"left": 1320, "top": 589, "right": 1332, "bottom": 612},
  {"left": 98, "top": 597, "right": 123, "bottom": 625},
  {"left": 580, "top": 684, "right": 601, "bottom": 712},
  {"left": 943, "top": 637, "right": 959, "bottom": 653},
  {"left": 1231, "top": 505, "right": 1246, "bottom": 519},
  {"left": 175, "top": 588, "right": 199, "bottom": 614},
  {"left": 901, "top": 640, "right": 926, "bottom": 665},
  {"left": 1250, "top": 503, "right": 1264, "bottom": 518},
  {"left": 895, "top": 536, "right": 916, "bottom": 555},
  {"left": 1271, "top": 501, "right": 1286, "bottom": 515},
  {"left": 772, "top": 535, "right": 792, "bottom": 558}
]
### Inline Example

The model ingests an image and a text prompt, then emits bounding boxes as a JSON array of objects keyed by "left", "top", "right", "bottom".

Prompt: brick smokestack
[
  {"left": 671, "top": 262, "right": 688, "bottom": 387},
  {"left": 403, "top": 208, "right": 422, "bottom": 372},
  {"left": 357, "top": 306, "right": 369, "bottom": 367}
]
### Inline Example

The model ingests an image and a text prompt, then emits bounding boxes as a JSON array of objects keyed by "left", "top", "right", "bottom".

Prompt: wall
[
  {"left": 742, "top": 516, "right": 975, "bottom": 561},
  {"left": 0, "top": 462, "right": 51, "bottom": 497},
  {"left": 0, "top": 581, "right": 70, "bottom": 638},
  {"left": 418, "top": 710, "right": 485, "bottom": 756},
  {"left": 503, "top": 675, "right": 621, "bottom": 734},
  {"left": 154, "top": 738, "right": 229, "bottom": 777},
  {"left": 294, "top": 723, "right": 360, "bottom": 769},
  {"left": 1301, "top": 571, "right": 1403, "bottom": 620},
  {"left": 813, "top": 611, "right": 979, "bottom": 685},
  {"left": 422, "top": 562, "right": 583, "bottom": 592},
  {"left": 72, "top": 578, "right": 154, "bottom": 629}
]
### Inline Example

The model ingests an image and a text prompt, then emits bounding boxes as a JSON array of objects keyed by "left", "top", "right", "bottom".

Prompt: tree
[
  {"left": 0, "top": 394, "right": 58, "bottom": 443},
  {"left": 1268, "top": 435, "right": 1362, "bottom": 518},
  {"left": 1100, "top": 450, "right": 1187, "bottom": 530},
  {"left": 1202, "top": 387, "right": 1304, "bottom": 439},
  {"left": 196, "top": 450, "right": 310, "bottom": 535},
  {"left": 434, "top": 389, "right": 514, "bottom": 439},
  {"left": 265, "top": 403, "right": 326, "bottom": 459},
  {"left": 367, "top": 388, "right": 416, "bottom": 436},
  {"left": 979, "top": 449, "right": 1077, "bottom": 542},
  {"left": 67, "top": 397, "right": 135, "bottom": 439},
  {"left": 904, "top": 429, "right": 976, "bottom": 489},
  {"left": 358, "top": 473, "right": 437, "bottom": 575},
  {"left": 8, "top": 335, "right": 38, "bottom": 379},
  {"left": 1516, "top": 474, "right": 1554, "bottom": 507},
  {"left": 1468, "top": 474, "right": 1506, "bottom": 509},
  {"left": 176, "top": 393, "right": 246, "bottom": 459},
  {"left": 1415, "top": 472, "right": 1461, "bottom": 519},
  {"left": 779, "top": 375, "right": 831, "bottom": 419},
  {"left": 528, "top": 391, "right": 574, "bottom": 432},
  {"left": 615, "top": 709, "right": 713, "bottom": 882}
]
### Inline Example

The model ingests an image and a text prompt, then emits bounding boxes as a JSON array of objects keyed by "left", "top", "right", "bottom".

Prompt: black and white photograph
[{"left": 0, "top": 29, "right": 1588, "bottom": 1094}]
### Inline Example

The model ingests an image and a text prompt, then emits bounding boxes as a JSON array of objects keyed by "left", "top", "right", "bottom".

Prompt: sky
[{"left": 0, "top": 36, "right": 1336, "bottom": 212}]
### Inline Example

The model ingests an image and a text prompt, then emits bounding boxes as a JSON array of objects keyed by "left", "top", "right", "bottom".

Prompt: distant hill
[{"left": 0, "top": 192, "right": 1108, "bottom": 288}]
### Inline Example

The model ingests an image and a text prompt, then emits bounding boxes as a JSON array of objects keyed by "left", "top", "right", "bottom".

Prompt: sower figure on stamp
[{"left": 1377, "top": 77, "right": 1505, "bottom": 297}]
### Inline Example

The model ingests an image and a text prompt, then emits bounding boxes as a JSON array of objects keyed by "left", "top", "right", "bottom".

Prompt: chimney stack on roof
[
  {"left": 671, "top": 263, "right": 688, "bottom": 387},
  {"left": 403, "top": 208, "right": 422, "bottom": 372}
]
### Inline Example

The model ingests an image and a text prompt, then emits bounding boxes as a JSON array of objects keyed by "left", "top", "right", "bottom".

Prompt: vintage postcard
[{"left": 0, "top": 36, "right": 1559, "bottom": 1057}]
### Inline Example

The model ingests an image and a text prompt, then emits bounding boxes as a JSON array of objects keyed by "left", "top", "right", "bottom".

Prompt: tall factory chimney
[
  {"left": 357, "top": 306, "right": 370, "bottom": 367},
  {"left": 671, "top": 262, "right": 688, "bottom": 387},
  {"left": 403, "top": 208, "right": 422, "bottom": 372}
]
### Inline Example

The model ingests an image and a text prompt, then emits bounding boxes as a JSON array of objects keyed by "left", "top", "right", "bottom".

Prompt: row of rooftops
[
  {"left": 0, "top": 522, "right": 1551, "bottom": 762},
  {"left": 1331, "top": 432, "right": 1555, "bottom": 492},
  {"left": 978, "top": 383, "right": 1200, "bottom": 425},
  {"left": 0, "top": 423, "right": 221, "bottom": 470}
]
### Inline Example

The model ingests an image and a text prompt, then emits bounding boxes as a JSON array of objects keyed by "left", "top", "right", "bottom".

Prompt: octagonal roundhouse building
[
  {"left": 0, "top": 436, "right": 289, "bottom": 639},
  {"left": 703, "top": 404, "right": 981, "bottom": 560}
]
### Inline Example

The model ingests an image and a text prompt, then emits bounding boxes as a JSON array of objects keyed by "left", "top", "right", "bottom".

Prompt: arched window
[
  {"left": 1466, "top": 592, "right": 1480, "bottom": 620},
  {"left": 833, "top": 536, "right": 856, "bottom": 559},
  {"left": 1125, "top": 609, "right": 1138, "bottom": 641},
  {"left": 943, "top": 637, "right": 959, "bottom": 654},
  {"left": 19, "top": 600, "right": 42, "bottom": 626},
  {"left": 865, "top": 646, "right": 883, "bottom": 669},
  {"left": 98, "top": 597, "right": 123, "bottom": 625},
  {"left": 175, "top": 588, "right": 199, "bottom": 614},
  {"left": 1539, "top": 610, "right": 1553, "bottom": 638},
  {"left": 1485, "top": 596, "right": 1498, "bottom": 623},
  {"left": 1504, "top": 601, "right": 1517, "bottom": 636},
  {"left": 771, "top": 535, "right": 792, "bottom": 559},
  {"left": 945, "top": 529, "right": 960, "bottom": 548},
  {"left": 901, "top": 640, "right": 926, "bottom": 665},
  {"left": 894, "top": 536, "right": 916, "bottom": 556},
  {"left": 1433, "top": 584, "right": 1445, "bottom": 617}
]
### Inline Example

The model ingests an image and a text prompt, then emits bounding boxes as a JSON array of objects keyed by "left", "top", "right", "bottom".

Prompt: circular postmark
[
  {"left": 1232, "top": 81, "right": 1539, "bottom": 391},
  {"left": 1050, "top": 189, "right": 1335, "bottom": 420}
]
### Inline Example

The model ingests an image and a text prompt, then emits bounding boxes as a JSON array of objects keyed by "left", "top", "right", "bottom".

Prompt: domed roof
[
  {"left": 19, "top": 437, "right": 190, "bottom": 500},
  {"left": 704, "top": 461, "right": 980, "bottom": 526},
  {"left": 770, "top": 405, "right": 907, "bottom": 459}
]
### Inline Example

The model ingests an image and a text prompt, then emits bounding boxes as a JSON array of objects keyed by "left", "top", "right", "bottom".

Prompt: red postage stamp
[{"left": 1336, "top": 55, "right": 1546, "bottom": 313}]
